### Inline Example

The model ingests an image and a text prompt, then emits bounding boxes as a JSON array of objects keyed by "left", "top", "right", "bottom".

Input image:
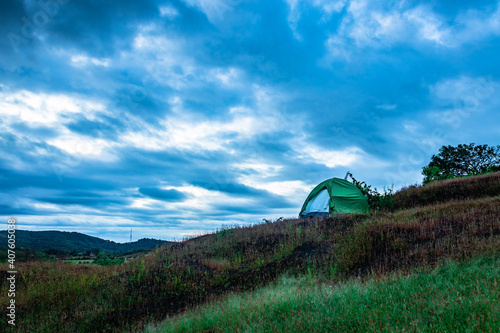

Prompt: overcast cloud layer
[{"left": 1, "top": 0, "right": 499, "bottom": 242}]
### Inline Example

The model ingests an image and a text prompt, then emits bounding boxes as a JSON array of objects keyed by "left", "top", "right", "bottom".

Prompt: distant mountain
[{"left": 0, "top": 230, "right": 174, "bottom": 253}]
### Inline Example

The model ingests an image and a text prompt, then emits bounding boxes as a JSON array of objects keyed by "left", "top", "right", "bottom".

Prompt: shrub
[
  {"left": 93, "top": 253, "right": 124, "bottom": 266},
  {"left": 347, "top": 173, "right": 394, "bottom": 211}
]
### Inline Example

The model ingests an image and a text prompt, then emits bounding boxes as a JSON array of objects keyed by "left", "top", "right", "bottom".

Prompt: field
[{"left": 1, "top": 172, "right": 499, "bottom": 332}]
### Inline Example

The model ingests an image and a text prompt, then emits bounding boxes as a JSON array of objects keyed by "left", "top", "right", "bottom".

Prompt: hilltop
[
  {"left": 0, "top": 229, "right": 173, "bottom": 254},
  {"left": 0, "top": 172, "right": 499, "bottom": 332}
]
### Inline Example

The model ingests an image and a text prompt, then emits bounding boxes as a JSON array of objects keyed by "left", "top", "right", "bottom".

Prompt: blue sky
[{"left": 1, "top": 0, "right": 499, "bottom": 242}]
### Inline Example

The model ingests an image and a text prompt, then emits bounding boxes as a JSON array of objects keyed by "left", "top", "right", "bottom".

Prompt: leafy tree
[{"left": 422, "top": 143, "right": 500, "bottom": 184}]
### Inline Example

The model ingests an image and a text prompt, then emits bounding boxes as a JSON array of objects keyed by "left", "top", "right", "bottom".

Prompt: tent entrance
[{"left": 303, "top": 188, "right": 330, "bottom": 217}]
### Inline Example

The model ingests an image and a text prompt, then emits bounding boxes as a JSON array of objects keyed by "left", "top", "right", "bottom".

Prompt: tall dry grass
[{"left": 393, "top": 171, "right": 500, "bottom": 210}]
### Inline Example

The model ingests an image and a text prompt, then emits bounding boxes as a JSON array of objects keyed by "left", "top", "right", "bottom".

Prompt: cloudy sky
[{"left": 1, "top": 0, "right": 499, "bottom": 242}]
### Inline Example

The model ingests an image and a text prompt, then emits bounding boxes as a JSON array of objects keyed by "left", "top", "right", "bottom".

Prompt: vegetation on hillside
[
  {"left": 0, "top": 247, "right": 52, "bottom": 263},
  {"left": 151, "top": 255, "right": 499, "bottom": 332},
  {"left": 1, "top": 173, "right": 498, "bottom": 332},
  {"left": 394, "top": 171, "right": 500, "bottom": 210}
]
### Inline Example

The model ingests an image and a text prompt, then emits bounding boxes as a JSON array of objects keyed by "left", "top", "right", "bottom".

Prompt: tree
[
  {"left": 94, "top": 253, "right": 124, "bottom": 266},
  {"left": 422, "top": 143, "right": 500, "bottom": 184}
]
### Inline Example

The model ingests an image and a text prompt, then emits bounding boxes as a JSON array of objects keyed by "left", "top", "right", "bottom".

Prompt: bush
[
  {"left": 93, "top": 253, "right": 124, "bottom": 266},
  {"left": 347, "top": 173, "right": 394, "bottom": 211}
]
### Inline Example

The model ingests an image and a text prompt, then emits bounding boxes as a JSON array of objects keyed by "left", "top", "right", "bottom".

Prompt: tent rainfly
[{"left": 299, "top": 177, "right": 369, "bottom": 217}]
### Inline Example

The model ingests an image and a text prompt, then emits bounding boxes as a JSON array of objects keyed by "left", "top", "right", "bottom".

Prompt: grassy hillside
[
  {"left": 0, "top": 230, "right": 172, "bottom": 254},
  {"left": 393, "top": 171, "right": 500, "bottom": 210},
  {"left": 150, "top": 255, "right": 499, "bottom": 332},
  {"left": 0, "top": 173, "right": 499, "bottom": 332}
]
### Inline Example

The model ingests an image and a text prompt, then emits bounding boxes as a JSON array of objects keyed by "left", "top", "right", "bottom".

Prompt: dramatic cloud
[
  {"left": 1, "top": 0, "right": 499, "bottom": 242},
  {"left": 138, "top": 187, "right": 188, "bottom": 201}
]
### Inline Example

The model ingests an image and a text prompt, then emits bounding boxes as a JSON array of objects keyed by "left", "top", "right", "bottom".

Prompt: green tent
[{"left": 299, "top": 177, "right": 369, "bottom": 217}]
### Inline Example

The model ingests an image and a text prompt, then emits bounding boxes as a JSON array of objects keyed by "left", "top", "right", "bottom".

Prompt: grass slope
[
  {"left": 151, "top": 255, "right": 499, "bottom": 332},
  {"left": 0, "top": 173, "right": 499, "bottom": 332},
  {"left": 393, "top": 171, "right": 500, "bottom": 210}
]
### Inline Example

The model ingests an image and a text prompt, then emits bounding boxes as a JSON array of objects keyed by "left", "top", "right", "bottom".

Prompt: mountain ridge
[{"left": 0, "top": 229, "right": 174, "bottom": 253}]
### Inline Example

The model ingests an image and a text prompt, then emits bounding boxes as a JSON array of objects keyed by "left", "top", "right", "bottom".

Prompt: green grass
[{"left": 150, "top": 255, "right": 500, "bottom": 333}]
